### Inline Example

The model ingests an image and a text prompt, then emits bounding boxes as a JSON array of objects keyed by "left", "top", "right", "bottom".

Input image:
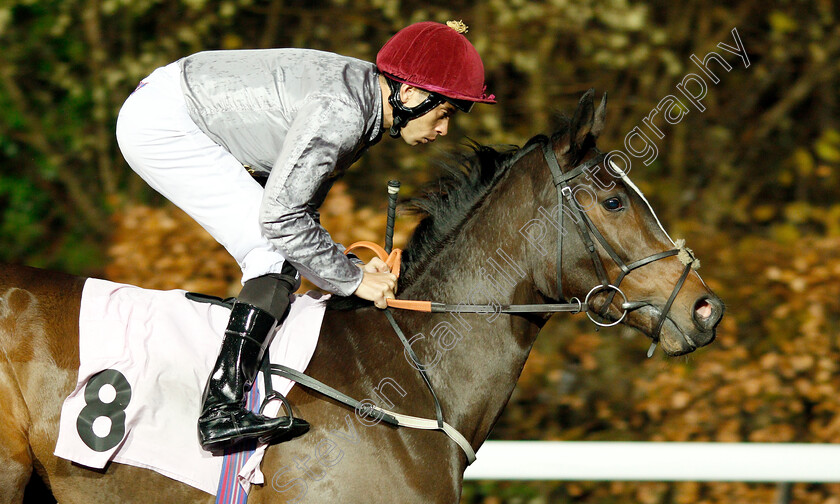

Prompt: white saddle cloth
[{"left": 54, "top": 278, "right": 327, "bottom": 495}]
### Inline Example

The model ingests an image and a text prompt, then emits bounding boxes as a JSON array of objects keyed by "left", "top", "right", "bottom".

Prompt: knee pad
[{"left": 238, "top": 264, "right": 298, "bottom": 321}]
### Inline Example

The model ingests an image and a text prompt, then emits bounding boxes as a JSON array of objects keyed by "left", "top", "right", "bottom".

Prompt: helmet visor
[{"left": 443, "top": 96, "right": 475, "bottom": 113}]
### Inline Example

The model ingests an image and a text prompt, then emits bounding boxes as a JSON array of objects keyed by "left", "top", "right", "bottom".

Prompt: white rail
[{"left": 464, "top": 441, "right": 840, "bottom": 482}]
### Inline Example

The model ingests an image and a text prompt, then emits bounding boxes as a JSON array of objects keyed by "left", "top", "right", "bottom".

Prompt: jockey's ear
[{"left": 399, "top": 84, "right": 431, "bottom": 107}]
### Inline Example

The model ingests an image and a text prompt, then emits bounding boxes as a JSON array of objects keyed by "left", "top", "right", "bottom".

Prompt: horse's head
[{"left": 533, "top": 89, "right": 724, "bottom": 356}]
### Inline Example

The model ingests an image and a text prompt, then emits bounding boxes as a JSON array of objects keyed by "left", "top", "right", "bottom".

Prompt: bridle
[{"left": 539, "top": 136, "right": 700, "bottom": 352}]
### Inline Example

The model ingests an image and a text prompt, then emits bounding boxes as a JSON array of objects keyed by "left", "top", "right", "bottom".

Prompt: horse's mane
[
  {"left": 398, "top": 141, "right": 525, "bottom": 284},
  {"left": 326, "top": 130, "right": 562, "bottom": 311}
]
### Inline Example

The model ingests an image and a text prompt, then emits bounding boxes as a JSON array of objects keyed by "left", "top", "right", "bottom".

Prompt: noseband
[{"left": 540, "top": 138, "right": 698, "bottom": 349}]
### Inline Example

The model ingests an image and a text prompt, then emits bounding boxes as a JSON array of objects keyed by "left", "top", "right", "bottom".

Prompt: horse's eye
[{"left": 603, "top": 197, "right": 624, "bottom": 212}]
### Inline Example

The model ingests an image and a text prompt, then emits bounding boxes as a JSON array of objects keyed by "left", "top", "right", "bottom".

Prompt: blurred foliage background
[{"left": 2, "top": 0, "right": 840, "bottom": 502}]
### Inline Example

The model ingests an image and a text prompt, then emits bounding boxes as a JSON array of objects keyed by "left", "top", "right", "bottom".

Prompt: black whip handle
[{"left": 385, "top": 180, "right": 401, "bottom": 253}]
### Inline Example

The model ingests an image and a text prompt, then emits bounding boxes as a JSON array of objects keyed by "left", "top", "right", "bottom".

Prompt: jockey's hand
[
  {"left": 361, "top": 256, "right": 390, "bottom": 274},
  {"left": 353, "top": 262, "right": 397, "bottom": 309}
]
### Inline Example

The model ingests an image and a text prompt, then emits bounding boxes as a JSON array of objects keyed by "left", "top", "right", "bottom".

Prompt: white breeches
[{"left": 116, "top": 62, "right": 287, "bottom": 284}]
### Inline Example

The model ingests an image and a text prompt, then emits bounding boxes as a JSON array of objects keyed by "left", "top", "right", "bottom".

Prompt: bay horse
[{"left": 0, "top": 90, "right": 723, "bottom": 503}]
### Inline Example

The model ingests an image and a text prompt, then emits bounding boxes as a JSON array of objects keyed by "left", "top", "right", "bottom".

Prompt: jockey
[{"left": 116, "top": 20, "right": 495, "bottom": 452}]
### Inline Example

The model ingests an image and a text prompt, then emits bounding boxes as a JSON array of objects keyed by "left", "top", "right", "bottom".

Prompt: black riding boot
[{"left": 198, "top": 273, "right": 309, "bottom": 452}]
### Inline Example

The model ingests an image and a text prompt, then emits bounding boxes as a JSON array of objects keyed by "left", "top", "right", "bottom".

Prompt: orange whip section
[{"left": 344, "top": 241, "right": 402, "bottom": 279}]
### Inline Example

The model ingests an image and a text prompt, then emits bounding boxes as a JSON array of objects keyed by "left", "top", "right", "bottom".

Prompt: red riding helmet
[
  {"left": 377, "top": 21, "right": 495, "bottom": 136},
  {"left": 377, "top": 20, "right": 495, "bottom": 106}
]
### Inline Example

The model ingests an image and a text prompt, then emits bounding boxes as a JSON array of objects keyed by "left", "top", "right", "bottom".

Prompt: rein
[{"left": 343, "top": 241, "right": 586, "bottom": 315}]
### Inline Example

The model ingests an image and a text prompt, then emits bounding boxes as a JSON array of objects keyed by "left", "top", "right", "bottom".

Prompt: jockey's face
[{"left": 398, "top": 86, "right": 457, "bottom": 146}]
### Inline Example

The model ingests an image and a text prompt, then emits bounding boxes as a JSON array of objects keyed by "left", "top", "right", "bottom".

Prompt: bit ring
[{"left": 584, "top": 284, "right": 628, "bottom": 327}]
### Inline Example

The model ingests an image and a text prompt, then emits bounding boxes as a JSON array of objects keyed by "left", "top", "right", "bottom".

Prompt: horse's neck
[{"left": 398, "top": 158, "right": 550, "bottom": 446}]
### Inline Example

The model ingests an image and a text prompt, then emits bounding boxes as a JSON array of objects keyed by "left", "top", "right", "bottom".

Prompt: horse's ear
[
  {"left": 591, "top": 92, "right": 607, "bottom": 139},
  {"left": 570, "top": 89, "right": 595, "bottom": 148}
]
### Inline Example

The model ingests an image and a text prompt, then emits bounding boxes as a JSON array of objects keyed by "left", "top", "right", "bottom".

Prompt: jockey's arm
[{"left": 259, "top": 98, "right": 396, "bottom": 305}]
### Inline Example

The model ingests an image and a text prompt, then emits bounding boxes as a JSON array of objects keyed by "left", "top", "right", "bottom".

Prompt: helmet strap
[{"left": 386, "top": 77, "right": 445, "bottom": 138}]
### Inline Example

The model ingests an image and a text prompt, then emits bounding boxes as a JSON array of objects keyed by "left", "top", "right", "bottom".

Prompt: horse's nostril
[
  {"left": 693, "top": 296, "right": 722, "bottom": 331},
  {"left": 695, "top": 299, "right": 713, "bottom": 321}
]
